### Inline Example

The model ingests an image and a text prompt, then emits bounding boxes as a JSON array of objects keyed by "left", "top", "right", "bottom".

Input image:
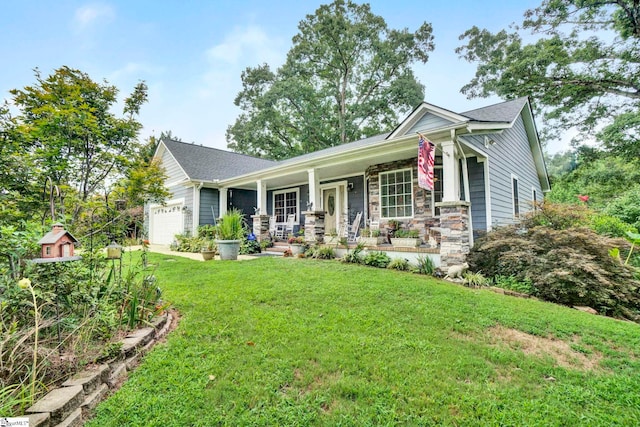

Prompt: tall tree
[
  {"left": 10, "top": 66, "right": 149, "bottom": 222},
  {"left": 227, "top": 0, "right": 434, "bottom": 160},
  {"left": 456, "top": 0, "right": 640, "bottom": 158}
]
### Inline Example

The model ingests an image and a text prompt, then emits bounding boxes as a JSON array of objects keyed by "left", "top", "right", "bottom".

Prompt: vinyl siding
[
  {"left": 199, "top": 188, "right": 219, "bottom": 226},
  {"left": 161, "top": 147, "right": 187, "bottom": 183},
  {"left": 464, "top": 114, "right": 544, "bottom": 227},
  {"left": 407, "top": 112, "right": 453, "bottom": 133},
  {"left": 467, "top": 157, "right": 486, "bottom": 232}
]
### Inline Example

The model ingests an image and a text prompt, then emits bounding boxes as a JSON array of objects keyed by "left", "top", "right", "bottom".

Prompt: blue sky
[{"left": 2, "top": 1, "right": 566, "bottom": 153}]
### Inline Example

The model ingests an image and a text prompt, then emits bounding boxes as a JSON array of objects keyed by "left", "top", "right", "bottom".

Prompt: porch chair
[
  {"left": 284, "top": 214, "right": 296, "bottom": 237},
  {"left": 269, "top": 216, "right": 285, "bottom": 240},
  {"left": 347, "top": 211, "right": 363, "bottom": 242}
]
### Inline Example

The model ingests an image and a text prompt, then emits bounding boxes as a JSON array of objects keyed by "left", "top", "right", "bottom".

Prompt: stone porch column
[
  {"left": 436, "top": 201, "right": 471, "bottom": 269},
  {"left": 303, "top": 210, "right": 325, "bottom": 243},
  {"left": 251, "top": 214, "right": 270, "bottom": 242}
]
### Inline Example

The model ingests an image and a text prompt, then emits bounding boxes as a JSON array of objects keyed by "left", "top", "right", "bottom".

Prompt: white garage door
[{"left": 150, "top": 203, "right": 184, "bottom": 245}]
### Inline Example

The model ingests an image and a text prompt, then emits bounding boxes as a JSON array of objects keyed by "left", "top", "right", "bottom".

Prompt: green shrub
[
  {"left": 341, "top": 243, "right": 365, "bottom": 264},
  {"left": 363, "top": 251, "right": 391, "bottom": 268},
  {"left": 493, "top": 275, "right": 535, "bottom": 295},
  {"left": 462, "top": 271, "right": 489, "bottom": 288},
  {"left": 173, "top": 234, "right": 204, "bottom": 253},
  {"left": 387, "top": 258, "right": 410, "bottom": 271},
  {"left": 522, "top": 201, "right": 590, "bottom": 230},
  {"left": 591, "top": 213, "right": 637, "bottom": 237},
  {"left": 469, "top": 225, "right": 640, "bottom": 320},
  {"left": 240, "top": 239, "right": 261, "bottom": 255},
  {"left": 313, "top": 246, "right": 335, "bottom": 260},
  {"left": 413, "top": 255, "right": 436, "bottom": 275}
]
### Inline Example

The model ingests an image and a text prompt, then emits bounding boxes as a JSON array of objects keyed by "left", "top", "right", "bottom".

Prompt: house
[
  {"left": 38, "top": 223, "right": 79, "bottom": 258},
  {"left": 147, "top": 97, "right": 549, "bottom": 268}
]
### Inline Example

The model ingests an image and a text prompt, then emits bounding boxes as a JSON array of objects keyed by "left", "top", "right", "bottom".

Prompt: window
[
  {"left": 45, "top": 246, "right": 51, "bottom": 255},
  {"left": 380, "top": 168, "right": 413, "bottom": 218},
  {"left": 273, "top": 189, "right": 298, "bottom": 223},
  {"left": 532, "top": 187, "right": 538, "bottom": 211},
  {"left": 432, "top": 167, "right": 443, "bottom": 216},
  {"left": 512, "top": 175, "right": 520, "bottom": 217}
]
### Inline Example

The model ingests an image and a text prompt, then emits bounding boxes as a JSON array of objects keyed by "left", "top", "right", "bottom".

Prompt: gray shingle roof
[
  {"left": 461, "top": 97, "right": 528, "bottom": 123},
  {"left": 162, "top": 138, "right": 276, "bottom": 181}
]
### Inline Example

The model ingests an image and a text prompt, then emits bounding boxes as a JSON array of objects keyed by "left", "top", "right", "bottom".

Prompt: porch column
[
  {"left": 435, "top": 201, "right": 471, "bottom": 269},
  {"left": 256, "top": 179, "right": 267, "bottom": 215},
  {"left": 219, "top": 188, "right": 228, "bottom": 217},
  {"left": 441, "top": 140, "right": 459, "bottom": 202},
  {"left": 307, "top": 168, "right": 320, "bottom": 211},
  {"left": 251, "top": 215, "right": 270, "bottom": 242},
  {"left": 303, "top": 210, "right": 325, "bottom": 243}
]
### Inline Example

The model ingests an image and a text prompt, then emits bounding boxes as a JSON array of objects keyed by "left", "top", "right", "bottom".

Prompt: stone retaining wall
[{"left": 24, "top": 311, "right": 174, "bottom": 427}]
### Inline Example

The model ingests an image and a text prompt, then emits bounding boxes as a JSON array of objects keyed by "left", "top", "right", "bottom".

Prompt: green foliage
[
  {"left": 605, "top": 185, "right": 640, "bottom": 231},
  {"left": 240, "top": 239, "right": 261, "bottom": 255},
  {"left": 216, "top": 209, "right": 246, "bottom": 240},
  {"left": 462, "top": 271, "right": 489, "bottom": 288},
  {"left": 469, "top": 225, "right": 640, "bottom": 320},
  {"left": 591, "top": 213, "right": 637, "bottom": 238},
  {"left": 311, "top": 246, "right": 335, "bottom": 260},
  {"left": 0, "top": 222, "right": 41, "bottom": 279},
  {"left": 457, "top": 1, "right": 640, "bottom": 152},
  {"left": 226, "top": 0, "right": 434, "bottom": 159},
  {"left": 521, "top": 201, "right": 590, "bottom": 230},
  {"left": 362, "top": 251, "right": 391, "bottom": 268},
  {"left": 340, "top": 243, "right": 365, "bottom": 264},
  {"left": 387, "top": 258, "right": 410, "bottom": 271},
  {"left": 413, "top": 255, "right": 436, "bottom": 275},
  {"left": 173, "top": 234, "right": 205, "bottom": 253},
  {"left": 494, "top": 275, "right": 535, "bottom": 295},
  {"left": 394, "top": 229, "right": 420, "bottom": 238}
]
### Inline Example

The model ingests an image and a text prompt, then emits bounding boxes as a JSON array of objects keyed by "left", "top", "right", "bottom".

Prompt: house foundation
[
  {"left": 251, "top": 214, "right": 270, "bottom": 242},
  {"left": 303, "top": 210, "right": 325, "bottom": 243},
  {"left": 435, "top": 201, "right": 471, "bottom": 269}
]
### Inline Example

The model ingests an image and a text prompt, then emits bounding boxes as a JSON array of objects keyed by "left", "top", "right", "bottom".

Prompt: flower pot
[
  {"left": 390, "top": 237, "right": 421, "bottom": 248},
  {"left": 289, "top": 243, "right": 305, "bottom": 256},
  {"left": 216, "top": 240, "right": 241, "bottom": 260},
  {"left": 201, "top": 250, "right": 216, "bottom": 261}
]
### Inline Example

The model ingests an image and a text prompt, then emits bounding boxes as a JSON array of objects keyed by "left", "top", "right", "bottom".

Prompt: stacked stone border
[{"left": 23, "top": 310, "right": 175, "bottom": 427}]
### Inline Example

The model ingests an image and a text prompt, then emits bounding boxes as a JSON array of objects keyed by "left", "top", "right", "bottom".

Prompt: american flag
[{"left": 418, "top": 133, "right": 435, "bottom": 190}]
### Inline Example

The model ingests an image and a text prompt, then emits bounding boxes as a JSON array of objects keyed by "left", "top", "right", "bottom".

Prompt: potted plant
[
  {"left": 201, "top": 239, "right": 217, "bottom": 261},
  {"left": 215, "top": 208, "right": 245, "bottom": 260},
  {"left": 358, "top": 228, "right": 384, "bottom": 248},
  {"left": 287, "top": 235, "right": 306, "bottom": 256},
  {"left": 390, "top": 229, "right": 421, "bottom": 248}
]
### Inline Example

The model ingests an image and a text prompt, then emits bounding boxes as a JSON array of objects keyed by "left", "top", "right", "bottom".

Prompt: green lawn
[{"left": 87, "top": 253, "right": 640, "bottom": 426}]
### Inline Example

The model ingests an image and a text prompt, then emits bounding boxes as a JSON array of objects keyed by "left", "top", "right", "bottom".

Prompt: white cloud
[
  {"left": 206, "top": 25, "right": 285, "bottom": 66},
  {"left": 74, "top": 3, "right": 115, "bottom": 30}
]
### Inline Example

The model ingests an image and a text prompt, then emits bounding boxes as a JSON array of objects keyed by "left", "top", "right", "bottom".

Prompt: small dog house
[{"left": 38, "top": 223, "right": 79, "bottom": 258}]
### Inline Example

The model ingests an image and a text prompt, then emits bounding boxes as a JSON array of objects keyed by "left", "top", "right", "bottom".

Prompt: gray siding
[
  {"left": 161, "top": 147, "right": 187, "bottom": 183},
  {"left": 408, "top": 112, "right": 453, "bottom": 134},
  {"left": 321, "top": 175, "right": 365, "bottom": 227},
  {"left": 199, "top": 188, "right": 219, "bottom": 226},
  {"left": 467, "top": 158, "right": 486, "bottom": 233},
  {"left": 229, "top": 188, "right": 256, "bottom": 226},
  {"left": 465, "top": 114, "right": 544, "bottom": 228}
]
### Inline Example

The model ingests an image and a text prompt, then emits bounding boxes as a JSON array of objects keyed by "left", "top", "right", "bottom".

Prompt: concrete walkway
[{"left": 124, "top": 244, "right": 261, "bottom": 261}]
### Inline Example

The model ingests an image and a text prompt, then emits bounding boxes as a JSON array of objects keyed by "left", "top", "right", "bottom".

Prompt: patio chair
[
  {"left": 347, "top": 211, "right": 363, "bottom": 242},
  {"left": 284, "top": 214, "right": 296, "bottom": 237}
]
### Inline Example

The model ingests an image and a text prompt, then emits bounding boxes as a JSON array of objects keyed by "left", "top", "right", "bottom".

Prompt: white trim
[
  {"left": 320, "top": 172, "right": 366, "bottom": 183},
  {"left": 479, "top": 158, "right": 493, "bottom": 231},
  {"left": 149, "top": 197, "right": 185, "bottom": 209},
  {"left": 431, "top": 166, "right": 444, "bottom": 217},
  {"left": 511, "top": 174, "right": 520, "bottom": 219},
  {"left": 388, "top": 102, "right": 470, "bottom": 139},
  {"left": 156, "top": 141, "right": 190, "bottom": 181},
  {"left": 165, "top": 178, "right": 190, "bottom": 188},
  {"left": 378, "top": 167, "right": 414, "bottom": 219},
  {"left": 272, "top": 188, "right": 300, "bottom": 224}
]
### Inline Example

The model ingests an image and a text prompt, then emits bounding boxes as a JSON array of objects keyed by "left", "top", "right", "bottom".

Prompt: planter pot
[
  {"left": 289, "top": 243, "right": 305, "bottom": 256},
  {"left": 358, "top": 236, "right": 385, "bottom": 248},
  {"left": 390, "top": 238, "right": 421, "bottom": 248},
  {"left": 201, "top": 250, "right": 216, "bottom": 261},
  {"left": 216, "top": 240, "right": 241, "bottom": 260}
]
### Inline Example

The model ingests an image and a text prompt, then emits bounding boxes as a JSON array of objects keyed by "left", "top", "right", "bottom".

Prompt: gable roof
[
  {"left": 38, "top": 229, "right": 78, "bottom": 245},
  {"left": 461, "top": 97, "right": 529, "bottom": 123},
  {"left": 160, "top": 138, "right": 276, "bottom": 182}
]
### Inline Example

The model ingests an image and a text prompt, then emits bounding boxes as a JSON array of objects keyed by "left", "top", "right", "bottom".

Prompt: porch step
[{"left": 266, "top": 242, "right": 289, "bottom": 255}]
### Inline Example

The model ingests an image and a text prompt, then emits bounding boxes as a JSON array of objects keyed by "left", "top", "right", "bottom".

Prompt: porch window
[
  {"left": 273, "top": 189, "right": 298, "bottom": 223},
  {"left": 380, "top": 168, "right": 413, "bottom": 218}
]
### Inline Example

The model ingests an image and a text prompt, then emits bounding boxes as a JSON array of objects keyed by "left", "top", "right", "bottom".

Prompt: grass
[{"left": 87, "top": 253, "right": 640, "bottom": 426}]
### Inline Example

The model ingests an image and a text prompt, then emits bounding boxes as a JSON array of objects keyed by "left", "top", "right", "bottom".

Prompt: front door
[{"left": 323, "top": 189, "right": 337, "bottom": 234}]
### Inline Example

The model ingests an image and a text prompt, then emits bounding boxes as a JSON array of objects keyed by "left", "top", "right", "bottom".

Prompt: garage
[{"left": 150, "top": 203, "right": 184, "bottom": 245}]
